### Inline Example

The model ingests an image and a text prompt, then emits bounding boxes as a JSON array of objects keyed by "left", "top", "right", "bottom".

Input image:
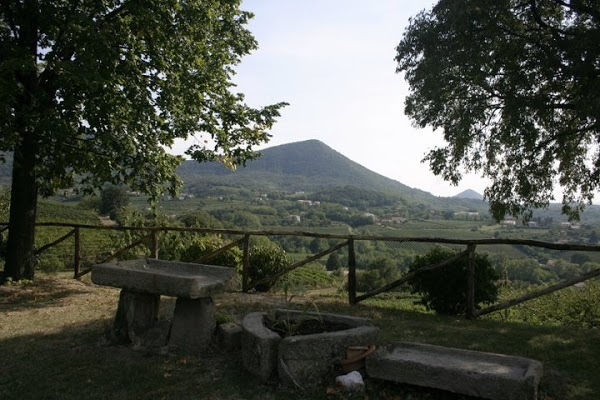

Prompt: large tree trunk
[
  {"left": 3, "top": 135, "right": 38, "bottom": 281},
  {"left": 1, "top": 0, "right": 40, "bottom": 283}
]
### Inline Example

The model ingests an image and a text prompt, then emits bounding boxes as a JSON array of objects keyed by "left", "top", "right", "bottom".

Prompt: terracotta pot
[{"left": 340, "top": 345, "right": 376, "bottom": 373}]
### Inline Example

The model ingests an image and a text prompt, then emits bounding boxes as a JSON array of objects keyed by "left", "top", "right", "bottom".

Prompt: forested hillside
[
  {"left": 178, "top": 140, "right": 427, "bottom": 197},
  {"left": 176, "top": 139, "right": 488, "bottom": 213}
]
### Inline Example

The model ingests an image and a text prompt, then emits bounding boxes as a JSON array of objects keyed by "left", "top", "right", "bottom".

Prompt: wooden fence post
[
  {"left": 242, "top": 234, "right": 250, "bottom": 292},
  {"left": 466, "top": 244, "right": 476, "bottom": 320},
  {"left": 73, "top": 227, "right": 81, "bottom": 279},
  {"left": 348, "top": 238, "right": 357, "bottom": 305},
  {"left": 150, "top": 229, "right": 159, "bottom": 259}
]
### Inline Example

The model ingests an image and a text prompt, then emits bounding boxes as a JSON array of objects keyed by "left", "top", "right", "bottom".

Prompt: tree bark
[
  {"left": 1, "top": 0, "right": 40, "bottom": 282},
  {"left": 4, "top": 134, "right": 38, "bottom": 281}
]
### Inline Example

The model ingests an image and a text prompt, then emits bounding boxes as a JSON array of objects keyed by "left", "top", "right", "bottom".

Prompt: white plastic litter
[{"left": 335, "top": 370, "right": 365, "bottom": 392}]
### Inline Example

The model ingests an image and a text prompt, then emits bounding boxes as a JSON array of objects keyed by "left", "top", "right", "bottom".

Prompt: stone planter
[{"left": 241, "top": 309, "right": 379, "bottom": 389}]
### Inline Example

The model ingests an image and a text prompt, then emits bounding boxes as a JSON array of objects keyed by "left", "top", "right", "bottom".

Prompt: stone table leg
[
  {"left": 113, "top": 289, "right": 160, "bottom": 344},
  {"left": 169, "top": 297, "right": 215, "bottom": 354}
]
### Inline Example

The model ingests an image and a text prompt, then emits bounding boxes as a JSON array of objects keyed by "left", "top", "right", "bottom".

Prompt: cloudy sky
[{"left": 176, "top": 0, "right": 490, "bottom": 197}]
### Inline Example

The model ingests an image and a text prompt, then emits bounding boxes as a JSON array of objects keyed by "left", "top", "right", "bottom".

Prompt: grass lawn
[{"left": 1, "top": 274, "right": 598, "bottom": 399}]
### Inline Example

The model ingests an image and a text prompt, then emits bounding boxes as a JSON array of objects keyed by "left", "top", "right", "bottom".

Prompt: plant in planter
[{"left": 265, "top": 302, "right": 352, "bottom": 338}]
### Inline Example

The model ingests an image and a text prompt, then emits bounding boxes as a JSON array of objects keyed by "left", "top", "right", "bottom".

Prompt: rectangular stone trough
[
  {"left": 366, "top": 342, "right": 543, "bottom": 400},
  {"left": 92, "top": 258, "right": 236, "bottom": 299}
]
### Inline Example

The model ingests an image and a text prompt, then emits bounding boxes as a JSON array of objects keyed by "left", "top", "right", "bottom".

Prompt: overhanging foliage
[{"left": 396, "top": 0, "right": 600, "bottom": 221}]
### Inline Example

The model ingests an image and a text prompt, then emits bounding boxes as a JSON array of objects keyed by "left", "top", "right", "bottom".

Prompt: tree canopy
[
  {"left": 396, "top": 0, "right": 600, "bottom": 221},
  {"left": 0, "top": 0, "right": 286, "bottom": 281}
]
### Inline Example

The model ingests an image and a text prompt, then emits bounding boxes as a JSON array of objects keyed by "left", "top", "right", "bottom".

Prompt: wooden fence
[{"left": 3, "top": 222, "right": 600, "bottom": 320}]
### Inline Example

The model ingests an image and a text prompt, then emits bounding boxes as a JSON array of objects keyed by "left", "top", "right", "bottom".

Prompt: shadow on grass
[
  {"left": 2, "top": 286, "right": 598, "bottom": 400},
  {"left": 0, "top": 317, "right": 282, "bottom": 400},
  {"left": 0, "top": 317, "right": 504, "bottom": 400}
]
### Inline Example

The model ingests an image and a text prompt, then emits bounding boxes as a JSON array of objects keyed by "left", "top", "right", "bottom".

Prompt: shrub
[
  {"left": 279, "top": 263, "right": 335, "bottom": 291},
  {"left": 109, "top": 210, "right": 204, "bottom": 261},
  {"left": 493, "top": 281, "right": 600, "bottom": 328},
  {"left": 178, "top": 210, "right": 223, "bottom": 229},
  {"left": 37, "top": 254, "right": 65, "bottom": 273},
  {"left": 408, "top": 246, "right": 500, "bottom": 315},
  {"left": 356, "top": 257, "right": 401, "bottom": 293},
  {"left": 180, "top": 236, "right": 242, "bottom": 268},
  {"left": 99, "top": 185, "right": 130, "bottom": 220},
  {"left": 248, "top": 244, "right": 290, "bottom": 292},
  {"left": 325, "top": 252, "right": 343, "bottom": 271}
]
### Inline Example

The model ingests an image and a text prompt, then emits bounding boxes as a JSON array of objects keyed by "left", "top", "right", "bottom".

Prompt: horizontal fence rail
[
  {"left": 2, "top": 222, "right": 600, "bottom": 319},
  {"left": 21, "top": 222, "right": 600, "bottom": 251}
]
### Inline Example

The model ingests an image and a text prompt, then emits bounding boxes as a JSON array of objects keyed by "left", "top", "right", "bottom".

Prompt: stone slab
[
  {"left": 112, "top": 289, "right": 159, "bottom": 344},
  {"left": 366, "top": 342, "right": 543, "bottom": 400},
  {"left": 168, "top": 297, "right": 216, "bottom": 354},
  {"left": 217, "top": 321, "right": 243, "bottom": 352},
  {"left": 92, "top": 258, "right": 236, "bottom": 299}
]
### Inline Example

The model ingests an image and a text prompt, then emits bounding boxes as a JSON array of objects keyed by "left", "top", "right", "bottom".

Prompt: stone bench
[{"left": 366, "top": 342, "right": 543, "bottom": 400}]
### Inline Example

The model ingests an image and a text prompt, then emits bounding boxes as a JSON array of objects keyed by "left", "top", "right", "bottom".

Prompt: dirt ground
[
  {"left": 0, "top": 274, "right": 118, "bottom": 339},
  {"left": 0, "top": 272, "right": 324, "bottom": 341}
]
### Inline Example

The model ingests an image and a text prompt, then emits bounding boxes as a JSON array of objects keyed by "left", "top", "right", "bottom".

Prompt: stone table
[{"left": 92, "top": 258, "right": 236, "bottom": 353}]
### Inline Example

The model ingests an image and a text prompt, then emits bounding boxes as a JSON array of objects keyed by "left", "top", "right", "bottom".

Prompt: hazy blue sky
[{"left": 174, "top": 0, "right": 490, "bottom": 197}]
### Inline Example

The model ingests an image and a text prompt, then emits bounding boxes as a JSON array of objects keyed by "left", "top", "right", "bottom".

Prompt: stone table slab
[{"left": 92, "top": 258, "right": 236, "bottom": 299}]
